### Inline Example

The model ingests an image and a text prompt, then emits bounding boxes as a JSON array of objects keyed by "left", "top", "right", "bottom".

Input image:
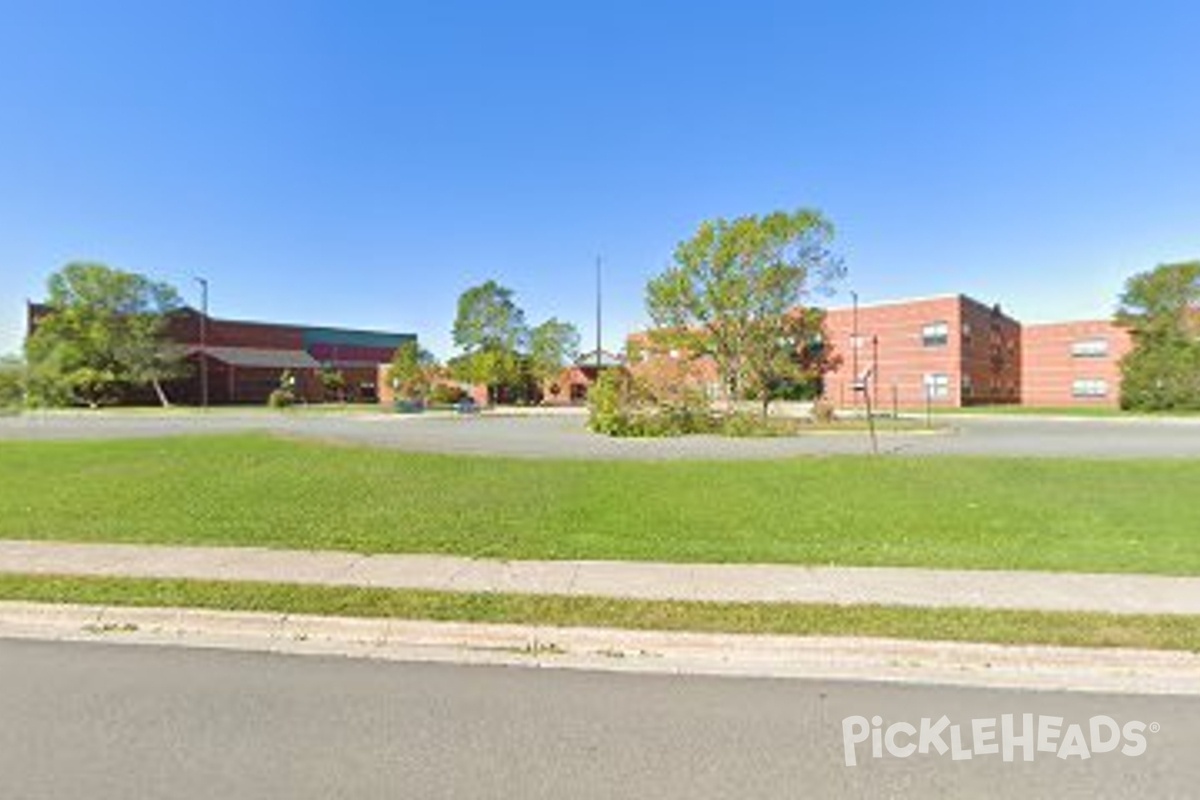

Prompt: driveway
[{"left": 2, "top": 409, "right": 1199, "bottom": 459}]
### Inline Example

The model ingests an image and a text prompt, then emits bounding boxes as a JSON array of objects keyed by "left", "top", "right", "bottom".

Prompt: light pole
[
  {"left": 850, "top": 290, "right": 859, "bottom": 410},
  {"left": 195, "top": 277, "right": 209, "bottom": 409},
  {"left": 595, "top": 256, "right": 603, "bottom": 371}
]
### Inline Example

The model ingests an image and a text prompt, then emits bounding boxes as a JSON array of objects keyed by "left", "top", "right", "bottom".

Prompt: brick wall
[
  {"left": 1021, "top": 320, "right": 1131, "bottom": 407},
  {"left": 823, "top": 296, "right": 965, "bottom": 409}
]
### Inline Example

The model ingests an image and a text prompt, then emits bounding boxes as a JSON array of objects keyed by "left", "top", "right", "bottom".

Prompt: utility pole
[
  {"left": 850, "top": 290, "right": 859, "bottom": 412},
  {"left": 595, "top": 256, "right": 602, "bottom": 371},
  {"left": 195, "top": 277, "right": 209, "bottom": 409}
]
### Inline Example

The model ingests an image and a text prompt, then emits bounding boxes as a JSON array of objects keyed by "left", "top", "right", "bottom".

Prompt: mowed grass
[
  {"left": 1, "top": 433, "right": 1199, "bottom": 574},
  {"left": 1, "top": 574, "right": 1197, "bottom": 651}
]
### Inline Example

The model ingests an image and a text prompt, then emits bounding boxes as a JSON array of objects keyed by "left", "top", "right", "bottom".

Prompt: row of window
[
  {"left": 921, "top": 374, "right": 1107, "bottom": 399},
  {"left": 892, "top": 326, "right": 1112, "bottom": 360}
]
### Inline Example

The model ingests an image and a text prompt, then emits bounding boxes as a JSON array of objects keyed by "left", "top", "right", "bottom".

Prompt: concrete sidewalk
[
  {"left": 2, "top": 540, "right": 1199, "bottom": 615},
  {"left": 4, "top": 601, "right": 1198, "bottom": 694}
]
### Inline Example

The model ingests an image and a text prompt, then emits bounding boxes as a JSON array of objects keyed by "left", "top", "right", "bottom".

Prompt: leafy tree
[
  {"left": 452, "top": 280, "right": 528, "bottom": 354},
  {"left": 320, "top": 367, "right": 347, "bottom": 403},
  {"left": 451, "top": 281, "right": 529, "bottom": 403},
  {"left": 528, "top": 317, "right": 582, "bottom": 384},
  {"left": 645, "top": 209, "right": 844, "bottom": 414},
  {"left": 740, "top": 308, "right": 837, "bottom": 416},
  {"left": 24, "top": 262, "right": 185, "bottom": 407},
  {"left": 389, "top": 341, "right": 436, "bottom": 401},
  {"left": 1117, "top": 260, "right": 1200, "bottom": 410},
  {"left": 0, "top": 355, "right": 25, "bottom": 410}
]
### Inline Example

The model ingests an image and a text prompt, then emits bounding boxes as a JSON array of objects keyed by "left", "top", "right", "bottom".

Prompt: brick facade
[
  {"left": 1021, "top": 320, "right": 1131, "bottom": 407},
  {"left": 28, "top": 302, "right": 414, "bottom": 405},
  {"left": 822, "top": 295, "right": 1021, "bottom": 409},
  {"left": 631, "top": 294, "right": 1129, "bottom": 410}
]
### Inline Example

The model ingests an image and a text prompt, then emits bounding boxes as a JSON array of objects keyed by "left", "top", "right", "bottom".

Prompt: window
[
  {"left": 1072, "top": 378, "right": 1108, "bottom": 398},
  {"left": 962, "top": 374, "right": 973, "bottom": 398},
  {"left": 849, "top": 334, "right": 866, "bottom": 350},
  {"left": 922, "top": 321, "right": 949, "bottom": 347},
  {"left": 1071, "top": 338, "right": 1109, "bottom": 358},
  {"left": 923, "top": 373, "right": 951, "bottom": 399}
]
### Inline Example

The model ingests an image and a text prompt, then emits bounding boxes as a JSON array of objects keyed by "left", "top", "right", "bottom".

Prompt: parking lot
[{"left": 2, "top": 408, "right": 1199, "bottom": 459}]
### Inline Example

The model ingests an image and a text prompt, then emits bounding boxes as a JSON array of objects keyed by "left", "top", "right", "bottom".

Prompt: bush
[
  {"left": 267, "top": 388, "right": 296, "bottom": 409},
  {"left": 811, "top": 398, "right": 837, "bottom": 424},
  {"left": 0, "top": 363, "right": 24, "bottom": 412},
  {"left": 588, "top": 370, "right": 718, "bottom": 437},
  {"left": 428, "top": 383, "right": 468, "bottom": 406}
]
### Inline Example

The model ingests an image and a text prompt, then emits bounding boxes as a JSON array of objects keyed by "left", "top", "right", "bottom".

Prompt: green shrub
[
  {"left": 0, "top": 362, "right": 24, "bottom": 412},
  {"left": 428, "top": 383, "right": 468, "bottom": 406},
  {"left": 587, "top": 370, "right": 630, "bottom": 435},
  {"left": 267, "top": 388, "right": 296, "bottom": 409},
  {"left": 811, "top": 398, "right": 837, "bottom": 424}
]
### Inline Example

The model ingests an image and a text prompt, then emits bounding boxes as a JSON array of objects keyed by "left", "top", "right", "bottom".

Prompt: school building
[
  {"left": 821, "top": 294, "right": 1132, "bottom": 409},
  {"left": 27, "top": 302, "right": 416, "bottom": 405}
]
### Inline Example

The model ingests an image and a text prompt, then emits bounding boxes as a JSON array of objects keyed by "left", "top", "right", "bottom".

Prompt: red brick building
[
  {"left": 822, "top": 295, "right": 1022, "bottom": 409},
  {"left": 630, "top": 293, "right": 1132, "bottom": 410},
  {"left": 1021, "top": 320, "right": 1132, "bottom": 407},
  {"left": 28, "top": 302, "right": 415, "bottom": 405}
]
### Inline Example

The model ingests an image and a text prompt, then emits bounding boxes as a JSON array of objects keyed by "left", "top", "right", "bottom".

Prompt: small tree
[
  {"left": 390, "top": 341, "right": 434, "bottom": 401},
  {"left": 25, "top": 262, "right": 185, "bottom": 407},
  {"left": 1117, "top": 260, "right": 1200, "bottom": 410},
  {"left": 645, "top": 209, "right": 844, "bottom": 414},
  {"left": 528, "top": 318, "right": 581, "bottom": 386},
  {"left": 320, "top": 367, "right": 347, "bottom": 403},
  {"left": 0, "top": 355, "right": 25, "bottom": 410},
  {"left": 451, "top": 281, "right": 529, "bottom": 404}
]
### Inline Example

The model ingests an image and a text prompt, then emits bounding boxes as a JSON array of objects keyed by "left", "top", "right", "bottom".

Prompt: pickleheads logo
[{"left": 841, "top": 714, "right": 1157, "bottom": 767}]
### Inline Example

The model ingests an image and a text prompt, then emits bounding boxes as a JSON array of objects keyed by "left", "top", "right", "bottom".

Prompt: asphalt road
[
  {"left": 2, "top": 409, "right": 1200, "bottom": 458},
  {"left": 0, "top": 639, "right": 1193, "bottom": 799}
]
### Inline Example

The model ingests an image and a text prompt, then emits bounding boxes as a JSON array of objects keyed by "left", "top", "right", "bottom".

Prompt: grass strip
[
  {"left": 3, "top": 434, "right": 1200, "bottom": 574},
  {"left": 0, "top": 573, "right": 1197, "bottom": 651}
]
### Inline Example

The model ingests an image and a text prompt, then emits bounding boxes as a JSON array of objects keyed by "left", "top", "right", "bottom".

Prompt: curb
[{"left": 1, "top": 601, "right": 1198, "bottom": 695}]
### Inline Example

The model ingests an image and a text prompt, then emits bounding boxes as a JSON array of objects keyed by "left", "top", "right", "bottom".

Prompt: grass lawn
[
  {"left": 2, "top": 433, "right": 1199, "bottom": 574},
  {"left": 0, "top": 573, "right": 1196, "bottom": 651},
  {"left": 928, "top": 405, "right": 1200, "bottom": 418}
]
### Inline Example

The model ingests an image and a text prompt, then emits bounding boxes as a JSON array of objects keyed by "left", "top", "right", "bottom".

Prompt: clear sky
[{"left": 1, "top": 0, "right": 1197, "bottom": 358}]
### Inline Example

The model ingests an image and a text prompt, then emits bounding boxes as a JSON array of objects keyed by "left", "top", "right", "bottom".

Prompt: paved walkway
[{"left": 2, "top": 540, "right": 1199, "bottom": 615}]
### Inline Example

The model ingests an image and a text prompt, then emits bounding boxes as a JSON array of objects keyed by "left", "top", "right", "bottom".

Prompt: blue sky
[{"left": 2, "top": 0, "right": 1197, "bottom": 358}]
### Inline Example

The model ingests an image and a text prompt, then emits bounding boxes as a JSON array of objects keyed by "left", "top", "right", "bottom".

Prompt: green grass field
[
  {"left": 2, "top": 574, "right": 1197, "bottom": 651},
  {"left": 928, "top": 404, "right": 1200, "bottom": 418},
  {"left": 2, "top": 433, "right": 1198, "bottom": 574}
]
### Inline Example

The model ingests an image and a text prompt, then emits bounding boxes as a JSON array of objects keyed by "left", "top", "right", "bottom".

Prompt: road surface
[
  {"left": 0, "top": 639, "right": 1193, "bottom": 798},
  {"left": 3, "top": 409, "right": 1200, "bottom": 458}
]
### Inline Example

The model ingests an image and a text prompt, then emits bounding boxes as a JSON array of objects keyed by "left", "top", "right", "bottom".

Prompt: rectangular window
[
  {"left": 1072, "top": 378, "right": 1108, "bottom": 398},
  {"left": 1071, "top": 338, "right": 1109, "bottom": 358},
  {"left": 922, "top": 321, "right": 949, "bottom": 347},
  {"left": 923, "top": 373, "right": 951, "bottom": 399}
]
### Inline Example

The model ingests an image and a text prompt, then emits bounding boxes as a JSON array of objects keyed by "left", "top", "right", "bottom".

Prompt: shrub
[
  {"left": 811, "top": 398, "right": 837, "bottom": 425},
  {"left": 267, "top": 388, "right": 295, "bottom": 409},
  {"left": 428, "top": 383, "right": 468, "bottom": 406},
  {"left": 0, "top": 361, "right": 24, "bottom": 412}
]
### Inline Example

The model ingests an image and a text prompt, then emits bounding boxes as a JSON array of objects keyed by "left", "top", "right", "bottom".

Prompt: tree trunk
[{"left": 151, "top": 378, "right": 171, "bottom": 408}]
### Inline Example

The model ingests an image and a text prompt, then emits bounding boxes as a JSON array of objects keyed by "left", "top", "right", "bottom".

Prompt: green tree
[
  {"left": 740, "top": 308, "right": 837, "bottom": 416},
  {"left": 1117, "top": 260, "right": 1200, "bottom": 410},
  {"left": 389, "top": 341, "right": 435, "bottom": 401},
  {"left": 319, "top": 367, "right": 347, "bottom": 403},
  {"left": 528, "top": 317, "right": 581, "bottom": 384},
  {"left": 645, "top": 209, "right": 844, "bottom": 414},
  {"left": 25, "top": 262, "right": 185, "bottom": 407},
  {"left": 451, "top": 280, "right": 529, "bottom": 403},
  {"left": 0, "top": 355, "right": 25, "bottom": 410}
]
